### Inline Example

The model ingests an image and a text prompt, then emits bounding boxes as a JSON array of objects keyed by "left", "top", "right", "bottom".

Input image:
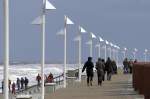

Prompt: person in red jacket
[{"left": 47, "top": 73, "right": 54, "bottom": 83}]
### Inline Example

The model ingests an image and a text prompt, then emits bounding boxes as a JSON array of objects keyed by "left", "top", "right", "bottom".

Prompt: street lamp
[
  {"left": 104, "top": 40, "right": 109, "bottom": 61},
  {"left": 95, "top": 36, "right": 104, "bottom": 58},
  {"left": 123, "top": 47, "right": 127, "bottom": 59},
  {"left": 109, "top": 42, "right": 113, "bottom": 59},
  {"left": 31, "top": 1, "right": 56, "bottom": 99},
  {"left": 74, "top": 26, "right": 86, "bottom": 82},
  {"left": 144, "top": 49, "right": 148, "bottom": 62},
  {"left": 133, "top": 48, "right": 138, "bottom": 60},
  {"left": 86, "top": 32, "right": 96, "bottom": 57},
  {"left": 3, "top": 0, "right": 9, "bottom": 98},
  {"left": 56, "top": 16, "right": 74, "bottom": 88}
]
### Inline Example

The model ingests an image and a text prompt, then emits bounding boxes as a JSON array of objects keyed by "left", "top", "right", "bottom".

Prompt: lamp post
[
  {"left": 115, "top": 45, "right": 120, "bottom": 66},
  {"left": 144, "top": 49, "right": 148, "bottom": 62},
  {"left": 31, "top": 1, "right": 56, "bottom": 98},
  {"left": 109, "top": 42, "right": 113, "bottom": 59},
  {"left": 95, "top": 36, "right": 104, "bottom": 58},
  {"left": 133, "top": 48, "right": 138, "bottom": 60},
  {"left": 74, "top": 26, "right": 86, "bottom": 82},
  {"left": 123, "top": 47, "right": 127, "bottom": 59},
  {"left": 104, "top": 40, "right": 109, "bottom": 61},
  {"left": 86, "top": 32, "right": 96, "bottom": 57},
  {"left": 3, "top": 0, "right": 9, "bottom": 98},
  {"left": 63, "top": 16, "right": 74, "bottom": 88}
]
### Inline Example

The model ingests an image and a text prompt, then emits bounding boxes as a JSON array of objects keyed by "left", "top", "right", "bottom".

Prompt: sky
[{"left": 0, "top": 0, "right": 150, "bottom": 63}]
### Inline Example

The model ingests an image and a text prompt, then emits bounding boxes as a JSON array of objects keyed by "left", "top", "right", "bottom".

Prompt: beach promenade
[
  {"left": 45, "top": 72, "right": 143, "bottom": 99},
  {"left": 0, "top": 71, "right": 144, "bottom": 99}
]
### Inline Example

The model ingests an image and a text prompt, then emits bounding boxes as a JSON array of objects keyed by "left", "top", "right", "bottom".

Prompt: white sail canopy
[
  {"left": 91, "top": 32, "right": 96, "bottom": 39},
  {"left": 31, "top": 16, "right": 42, "bottom": 25},
  {"left": 65, "top": 16, "right": 74, "bottom": 25},
  {"left": 45, "top": 0, "right": 56, "bottom": 10}
]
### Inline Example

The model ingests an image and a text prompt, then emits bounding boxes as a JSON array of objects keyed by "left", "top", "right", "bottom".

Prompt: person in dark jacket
[
  {"left": 112, "top": 60, "right": 117, "bottom": 74},
  {"left": 96, "top": 58, "right": 105, "bottom": 86},
  {"left": 129, "top": 59, "right": 133, "bottom": 74},
  {"left": 24, "top": 77, "right": 29, "bottom": 89},
  {"left": 82, "top": 57, "right": 94, "bottom": 86},
  {"left": 16, "top": 78, "right": 21, "bottom": 91},
  {"left": 101, "top": 59, "right": 105, "bottom": 81},
  {"left": 123, "top": 58, "right": 129, "bottom": 74},
  {"left": 105, "top": 57, "right": 113, "bottom": 81},
  {"left": 21, "top": 77, "right": 24, "bottom": 89},
  {"left": 1, "top": 80, "right": 4, "bottom": 93}
]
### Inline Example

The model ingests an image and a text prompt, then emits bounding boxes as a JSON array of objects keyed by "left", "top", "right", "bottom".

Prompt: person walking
[
  {"left": 129, "top": 59, "right": 133, "bottom": 74},
  {"left": 12, "top": 82, "right": 16, "bottom": 94},
  {"left": 96, "top": 58, "right": 105, "bottom": 86},
  {"left": 36, "top": 74, "right": 41, "bottom": 86},
  {"left": 101, "top": 59, "right": 105, "bottom": 81},
  {"left": 112, "top": 60, "right": 117, "bottom": 74},
  {"left": 16, "top": 78, "right": 21, "bottom": 91},
  {"left": 47, "top": 73, "right": 54, "bottom": 83},
  {"left": 21, "top": 77, "right": 24, "bottom": 89},
  {"left": 123, "top": 58, "right": 129, "bottom": 74},
  {"left": 8, "top": 79, "right": 11, "bottom": 92},
  {"left": 24, "top": 77, "right": 29, "bottom": 89},
  {"left": 82, "top": 57, "right": 94, "bottom": 86},
  {"left": 1, "top": 80, "right": 4, "bottom": 93},
  {"left": 105, "top": 57, "right": 113, "bottom": 81}
]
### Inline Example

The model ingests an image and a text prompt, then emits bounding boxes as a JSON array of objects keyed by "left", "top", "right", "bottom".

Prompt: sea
[{"left": 0, "top": 64, "right": 79, "bottom": 91}]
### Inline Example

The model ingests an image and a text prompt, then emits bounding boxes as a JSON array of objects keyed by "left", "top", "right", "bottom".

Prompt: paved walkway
[
  {"left": 45, "top": 72, "right": 143, "bottom": 99},
  {"left": 0, "top": 71, "right": 144, "bottom": 99}
]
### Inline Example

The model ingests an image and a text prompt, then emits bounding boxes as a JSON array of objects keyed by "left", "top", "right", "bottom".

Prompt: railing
[
  {"left": 53, "top": 74, "right": 64, "bottom": 85},
  {"left": 15, "top": 73, "right": 64, "bottom": 94}
]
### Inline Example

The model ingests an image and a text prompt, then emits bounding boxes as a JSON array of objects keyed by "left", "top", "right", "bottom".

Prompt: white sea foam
[{"left": 0, "top": 64, "right": 78, "bottom": 92}]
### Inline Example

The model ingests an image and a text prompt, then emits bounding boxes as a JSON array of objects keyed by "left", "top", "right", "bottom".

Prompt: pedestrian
[
  {"left": 47, "top": 73, "right": 54, "bottom": 83},
  {"left": 21, "top": 77, "right": 24, "bottom": 89},
  {"left": 82, "top": 57, "right": 94, "bottom": 86},
  {"left": 12, "top": 82, "right": 16, "bottom": 94},
  {"left": 9, "top": 79, "right": 11, "bottom": 92},
  {"left": 101, "top": 59, "right": 105, "bottom": 81},
  {"left": 24, "top": 77, "right": 29, "bottom": 89},
  {"left": 96, "top": 58, "right": 105, "bottom": 86},
  {"left": 105, "top": 57, "right": 113, "bottom": 81},
  {"left": 36, "top": 74, "right": 41, "bottom": 86},
  {"left": 123, "top": 58, "right": 129, "bottom": 74},
  {"left": 112, "top": 60, "right": 117, "bottom": 74},
  {"left": 16, "top": 78, "right": 21, "bottom": 91},
  {"left": 129, "top": 59, "right": 133, "bottom": 74},
  {"left": 1, "top": 80, "right": 4, "bottom": 93},
  {"left": 44, "top": 74, "right": 48, "bottom": 83},
  {"left": 134, "top": 59, "right": 137, "bottom": 63}
]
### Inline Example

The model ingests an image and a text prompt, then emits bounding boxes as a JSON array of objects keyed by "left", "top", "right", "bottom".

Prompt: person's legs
[
  {"left": 108, "top": 73, "right": 112, "bottom": 81},
  {"left": 87, "top": 76, "right": 90, "bottom": 86},
  {"left": 90, "top": 75, "right": 93, "bottom": 86},
  {"left": 107, "top": 71, "right": 109, "bottom": 80},
  {"left": 97, "top": 73, "right": 100, "bottom": 85}
]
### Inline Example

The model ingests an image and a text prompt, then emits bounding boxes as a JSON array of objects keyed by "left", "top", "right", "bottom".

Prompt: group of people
[
  {"left": 123, "top": 58, "right": 137, "bottom": 74},
  {"left": 1, "top": 77, "right": 29, "bottom": 94},
  {"left": 82, "top": 57, "right": 117, "bottom": 86},
  {"left": 1, "top": 72, "right": 54, "bottom": 95},
  {"left": 36, "top": 72, "right": 54, "bottom": 87}
]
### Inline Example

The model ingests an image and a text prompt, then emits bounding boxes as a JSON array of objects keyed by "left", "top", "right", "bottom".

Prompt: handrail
[{"left": 7, "top": 73, "right": 64, "bottom": 94}]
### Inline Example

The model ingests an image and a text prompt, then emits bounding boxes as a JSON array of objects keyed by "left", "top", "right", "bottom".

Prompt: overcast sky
[{"left": 0, "top": 0, "right": 150, "bottom": 63}]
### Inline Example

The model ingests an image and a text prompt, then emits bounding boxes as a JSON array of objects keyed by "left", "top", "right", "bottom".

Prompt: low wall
[{"left": 133, "top": 62, "right": 150, "bottom": 99}]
